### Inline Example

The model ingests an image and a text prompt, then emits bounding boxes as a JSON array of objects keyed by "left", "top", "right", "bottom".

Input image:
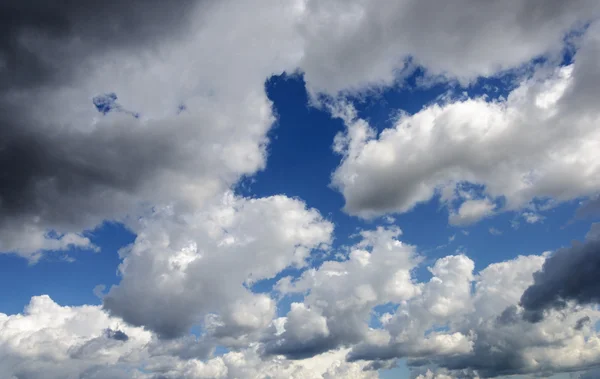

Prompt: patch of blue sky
[
  {"left": 370, "top": 303, "right": 400, "bottom": 329},
  {"left": 0, "top": 221, "right": 134, "bottom": 315},
  {"left": 93, "top": 92, "right": 119, "bottom": 114},
  {"left": 92, "top": 92, "right": 140, "bottom": 118},
  {"left": 379, "top": 359, "right": 411, "bottom": 379},
  {"left": 275, "top": 293, "right": 306, "bottom": 318},
  {"left": 213, "top": 345, "right": 230, "bottom": 357},
  {"left": 188, "top": 322, "right": 231, "bottom": 357},
  {"left": 250, "top": 267, "right": 304, "bottom": 294}
]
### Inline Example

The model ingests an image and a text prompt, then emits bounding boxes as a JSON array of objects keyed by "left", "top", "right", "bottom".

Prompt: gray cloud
[
  {"left": 262, "top": 333, "right": 343, "bottom": 360},
  {"left": 0, "top": 0, "right": 290, "bottom": 259},
  {"left": 520, "top": 228, "right": 600, "bottom": 322},
  {"left": 0, "top": 0, "right": 197, "bottom": 89},
  {"left": 0, "top": 0, "right": 205, "bottom": 258}
]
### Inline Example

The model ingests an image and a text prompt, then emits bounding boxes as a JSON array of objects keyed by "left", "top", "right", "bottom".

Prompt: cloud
[
  {"left": 269, "top": 227, "right": 421, "bottom": 358},
  {"left": 262, "top": 302, "right": 337, "bottom": 359},
  {"left": 331, "top": 22, "right": 600, "bottom": 221},
  {"left": 4, "top": 2, "right": 600, "bottom": 379},
  {"left": 520, "top": 223, "right": 600, "bottom": 322},
  {"left": 332, "top": 250, "right": 600, "bottom": 377},
  {"left": 488, "top": 228, "right": 503, "bottom": 236},
  {"left": 103, "top": 193, "right": 333, "bottom": 339},
  {"left": 4, "top": 2, "right": 600, "bottom": 260},
  {"left": 0, "top": 0, "right": 198, "bottom": 90},
  {"left": 449, "top": 199, "right": 496, "bottom": 226},
  {"left": 414, "top": 370, "right": 457, "bottom": 379},
  {"left": 0, "top": 295, "right": 376, "bottom": 379},
  {"left": 0, "top": 295, "right": 153, "bottom": 379},
  {"left": 298, "top": 0, "right": 600, "bottom": 95},
  {"left": 522, "top": 212, "right": 544, "bottom": 224},
  {"left": 0, "top": 0, "right": 305, "bottom": 260}
]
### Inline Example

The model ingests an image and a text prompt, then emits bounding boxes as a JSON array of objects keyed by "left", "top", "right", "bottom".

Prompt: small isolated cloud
[
  {"left": 449, "top": 199, "right": 496, "bottom": 226},
  {"left": 522, "top": 212, "right": 544, "bottom": 224},
  {"left": 489, "top": 227, "right": 503, "bottom": 236}
]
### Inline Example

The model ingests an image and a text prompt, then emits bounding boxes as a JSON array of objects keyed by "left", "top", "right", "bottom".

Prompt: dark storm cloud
[
  {"left": 520, "top": 233, "right": 600, "bottom": 322},
  {"left": 0, "top": 0, "right": 202, "bottom": 240},
  {"left": 0, "top": 1, "right": 220, "bottom": 256},
  {"left": 0, "top": 106, "right": 202, "bottom": 230},
  {"left": 0, "top": 0, "right": 197, "bottom": 89}
]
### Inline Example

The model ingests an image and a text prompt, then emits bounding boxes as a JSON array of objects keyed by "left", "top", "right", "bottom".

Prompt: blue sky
[{"left": 1, "top": 2, "right": 600, "bottom": 379}]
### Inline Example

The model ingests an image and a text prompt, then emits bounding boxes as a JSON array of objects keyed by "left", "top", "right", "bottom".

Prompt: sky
[{"left": 1, "top": 1, "right": 600, "bottom": 378}]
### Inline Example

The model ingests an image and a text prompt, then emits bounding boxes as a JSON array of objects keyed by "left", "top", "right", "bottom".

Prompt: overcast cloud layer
[{"left": 2, "top": 0, "right": 600, "bottom": 378}]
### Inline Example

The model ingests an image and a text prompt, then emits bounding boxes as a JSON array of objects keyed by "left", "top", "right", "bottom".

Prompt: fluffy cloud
[
  {"left": 298, "top": 0, "right": 600, "bottom": 94},
  {"left": 0, "top": 0, "right": 304, "bottom": 259},
  {"left": 4, "top": 1, "right": 600, "bottom": 378},
  {"left": 336, "top": 249, "right": 600, "bottom": 378},
  {"left": 331, "top": 22, "right": 600, "bottom": 221},
  {"left": 103, "top": 193, "right": 333, "bottom": 339},
  {"left": 348, "top": 254, "right": 475, "bottom": 362},
  {"left": 0, "top": 295, "right": 376, "bottom": 379},
  {"left": 449, "top": 199, "right": 496, "bottom": 226},
  {"left": 0, "top": 295, "right": 152, "bottom": 379},
  {"left": 7, "top": 242, "right": 600, "bottom": 378},
  {"left": 414, "top": 371, "right": 458, "bottom": 379},
  {"left": 4, "top": 1, "right": 600, "bottom": 259},
  {"left": 268, "top": 227, "right": 421, "bottom": 358}
]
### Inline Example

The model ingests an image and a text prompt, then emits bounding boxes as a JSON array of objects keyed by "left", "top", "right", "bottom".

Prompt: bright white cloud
[
  {"left": 331, "top": 23, "right": 600, "bottom": 221},
  {"left": 347, "top": 250, "right": 600, "bottom": 377},
  {"left": 414, "top": 370, "right": 457, "bottom": 379},
  {"left": 0, "top": 295, "right": 376, "bottom": 379},
  {"left": 449, "top": 199, "right": 496, "bottom": 226},
  {"left": 0, "top": 295, "right": 152, "bottom": 379},
  {"left": 268, "top": 227, "right": 421, "bottom": 358},
  {"left": 522, "top": 211, "right": 544, "bottom": 224},
  {"left": 103, "top": 192, "right": 333, "bottom": 339}
]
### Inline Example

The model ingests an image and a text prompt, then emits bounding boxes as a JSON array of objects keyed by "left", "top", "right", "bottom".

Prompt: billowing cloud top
[{"left": 2, "top": 0, "right": 600, "bottom": 378}]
